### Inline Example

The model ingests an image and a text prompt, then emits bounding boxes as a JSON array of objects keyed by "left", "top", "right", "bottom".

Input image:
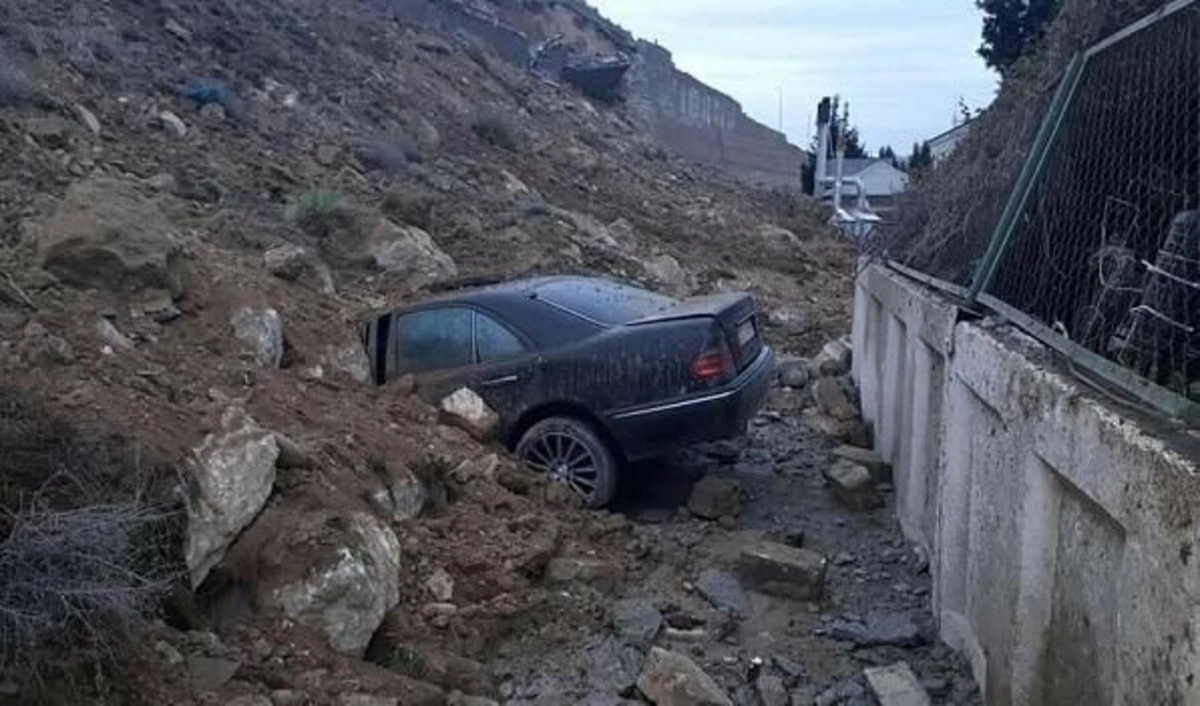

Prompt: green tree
[
  {"left": 977, "top": 0, "right": 1060, "bottom": 75},
  {"left": 878, "top": 145, "right": 899, "bottom": 168},
  {"left": 908, "top": 141, "right": 934, "bottom": 172}
]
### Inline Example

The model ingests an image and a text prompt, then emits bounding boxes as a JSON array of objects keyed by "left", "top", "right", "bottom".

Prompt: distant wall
[
  {"left": 384, "top": 1, "right": 806, "bottom": 190},
  {"left": 628, "top": 41, "right": 805, "bottom": 190}
]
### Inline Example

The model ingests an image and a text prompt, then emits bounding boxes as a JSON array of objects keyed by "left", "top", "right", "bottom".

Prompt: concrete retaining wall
[
  {"left": 628, "top": 41, "right": 805, "bottom": 190},
  {"left": 385, "top": 1, "right": 806, "bottom": 190},
  {"left": 852, "top": 263, "right": 1200, "bottom": 706}
]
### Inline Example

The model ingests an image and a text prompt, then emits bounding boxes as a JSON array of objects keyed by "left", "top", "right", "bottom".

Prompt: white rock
[
  {"left": 325, "top": 344, "right": 371, "bottom": 384},
  {"left": 439, "top": 388, "right": 499, "bottom": 441},
  {"left": 231, "top": 307, "right": 284, "bottom": 368},
  {"left": 185, "top": 407, "right": 280, "bottom": 587},
  {"left": 157, "top": 110, "right": 188, "bottom": 138},
  {"left": 95, "top": 318, "right": 135, "bottom": 352},
  {"left": 425, "top": 567, "right": 454, "bottom": 602},
  {"left": 75, "top": 104, "right": 101, "bottom": 135},
  {"left": 270, "top": 512, "right": 401, "bottom": 656},
  {"left": 864, "top": 662, "right": 931, "bottom": 706}
]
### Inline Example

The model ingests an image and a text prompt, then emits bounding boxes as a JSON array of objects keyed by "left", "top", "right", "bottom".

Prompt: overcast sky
[{"left": 589, "top": 0, "right": 999, "bottom": 156}]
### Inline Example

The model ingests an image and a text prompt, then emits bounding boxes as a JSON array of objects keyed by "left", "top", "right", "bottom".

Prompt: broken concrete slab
[
  {"left": 695, "top": 568, "right": 748, "bottom": 616},
  {"left": 611, "top": 598, "right": 663, "bottom": 644},
  {"left": 813, "top": 377, "right": 859, "bottom": 421},
  {"left": 829, "top": 611, "right": 925, "bottom": 648},
  {"left": 687, "top": 475, "right": 741, "bottom": 520},
  {"left": 756, "top": 675, "right": 789, "bottom": 706},
  {"left": 830, "top": 445, "right": 892, "bottom": 483},
  {"left": 637, "top": 646, "right": 733, "bottom": 706},
  {"left": 737, "top": 540, "right": 826, "bottom": 601},
  {"left": 864, "top": 662, "right": 931, "bottom": 706},
  {"left": 825, "top": 460, "right": 882, "bottom": 511}
]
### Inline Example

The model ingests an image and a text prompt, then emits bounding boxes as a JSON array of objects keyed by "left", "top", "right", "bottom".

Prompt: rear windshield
[{"left": 534, "top": 279, "right": 676, "bottom": 325}]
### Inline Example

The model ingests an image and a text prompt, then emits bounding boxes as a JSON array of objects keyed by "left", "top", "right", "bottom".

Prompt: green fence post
[{"left": 966, "top": 53, "right": 1088, "bottom": 304}]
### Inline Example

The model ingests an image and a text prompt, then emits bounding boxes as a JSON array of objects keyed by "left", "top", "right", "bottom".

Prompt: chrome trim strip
[{"left": 609, "top": 389, "right": 739, "bottom": 420}]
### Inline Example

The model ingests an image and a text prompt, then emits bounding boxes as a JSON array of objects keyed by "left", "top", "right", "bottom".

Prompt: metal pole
[{"left": 966, "top": 53, "right": 1087, "bottom": 304}]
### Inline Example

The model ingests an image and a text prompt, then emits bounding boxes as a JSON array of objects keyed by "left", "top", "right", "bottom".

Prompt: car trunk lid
[{"left": 628, "top": 292, "right": 763, "bottom": 371}]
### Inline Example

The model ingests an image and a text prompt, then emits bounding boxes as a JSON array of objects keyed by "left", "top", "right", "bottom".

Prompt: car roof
[{"left": 376, "top": 275, "right": 657, "bottom": 348}]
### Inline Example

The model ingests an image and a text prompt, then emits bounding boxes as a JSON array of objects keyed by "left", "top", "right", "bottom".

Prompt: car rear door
[{"left": 462, "top": 310, "right": 540, "bottom": 425}]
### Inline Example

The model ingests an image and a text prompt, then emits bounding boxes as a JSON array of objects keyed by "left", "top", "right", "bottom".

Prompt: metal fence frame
[{"left": 890, "top": 0, "right": 1200, "bottom": 422}]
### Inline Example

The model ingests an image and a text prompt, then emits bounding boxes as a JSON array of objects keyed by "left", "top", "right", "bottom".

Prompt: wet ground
[{"left": 490, "top": 386, "right": 983, "bottom": 705}]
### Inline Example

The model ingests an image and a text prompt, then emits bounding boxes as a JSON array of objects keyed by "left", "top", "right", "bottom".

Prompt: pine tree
[{"left": 977, "top": 0, "right": 1060, "bottom": 75}]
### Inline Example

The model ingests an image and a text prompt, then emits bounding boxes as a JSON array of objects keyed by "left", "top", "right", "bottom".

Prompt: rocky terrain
[{"left": 0, "top": 1, "right": 978, "bottom": 705}]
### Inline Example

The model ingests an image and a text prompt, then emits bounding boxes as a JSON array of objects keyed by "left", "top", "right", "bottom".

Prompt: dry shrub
[
  {"left": 0, "top": 389, "right": 183, "bottom": 674},
  {"left": 883, "top": 0, "right": 1173, "bottom": 283}
]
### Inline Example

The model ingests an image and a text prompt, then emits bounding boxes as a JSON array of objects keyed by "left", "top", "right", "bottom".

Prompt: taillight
[{"left": 690, "top": 339, "right": 735, "bottom": 382}]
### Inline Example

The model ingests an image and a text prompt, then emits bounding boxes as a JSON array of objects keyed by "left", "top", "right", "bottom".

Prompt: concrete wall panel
[{"left": 853, "top": 263, "right": 1200, "bottom": 706}]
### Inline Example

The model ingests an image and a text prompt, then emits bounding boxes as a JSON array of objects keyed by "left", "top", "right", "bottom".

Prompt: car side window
[
  {"left": 392, "top": 308, "right": 474, "bottom": 375},
  {"left": 475, "top": 312, "right": 527, "bottom": 363}
]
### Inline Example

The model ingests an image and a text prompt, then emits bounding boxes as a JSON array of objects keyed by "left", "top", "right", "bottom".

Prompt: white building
[
  {"left": 928, "top": 120, "right": 972, "bottom": 163},
  {"left": 821, "top": 158, "right": 910, "bottom": 214}
]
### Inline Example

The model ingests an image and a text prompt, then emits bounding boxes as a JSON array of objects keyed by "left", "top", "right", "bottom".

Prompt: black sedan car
[{"left": 363, "top": 276, "right": 773, "bottom": 507}]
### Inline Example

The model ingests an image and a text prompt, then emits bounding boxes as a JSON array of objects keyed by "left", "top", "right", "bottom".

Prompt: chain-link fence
[
  {"left": 890, "top": 1, "right": 1200, "bottom": 410},
  {"left": 986, "top": 1, "right": 1199, "bottom": 400}
]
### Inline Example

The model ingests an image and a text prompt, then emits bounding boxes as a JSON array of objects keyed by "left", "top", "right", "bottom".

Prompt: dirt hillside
[{"left": 0, "top": 1, "right": 907, "bottom": 705}]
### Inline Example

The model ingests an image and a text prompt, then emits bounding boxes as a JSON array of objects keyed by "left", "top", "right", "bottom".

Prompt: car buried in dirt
[{"left": 363, "top": 276, "right": 773, "bottom": 507}]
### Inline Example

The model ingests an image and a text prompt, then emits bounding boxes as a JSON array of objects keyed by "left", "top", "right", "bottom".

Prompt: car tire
[{"left": 516, "top": 416, "right": 618, "bottom": 508}]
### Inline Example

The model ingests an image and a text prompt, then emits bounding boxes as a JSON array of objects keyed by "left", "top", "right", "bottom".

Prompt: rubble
[
  {"left": 695, "top": 568, "right": 749, "bottom": 616},
  {"left": 611, "top": 598, "right": 663, "bottom": 643},
  {"left": 439, "top": 388, "right": 500, "bottom": 441},
  {"left": 864, "top": 662, "right": 932, "bottom": 706},
  {"left": 813, "top": 377, "right": 859, "bottom": 421},
  {"left": 826, "top": 460, "right": 882, "bottom": 511},
  {"left": 830, "top": 445, "right": 892, "bottom": 483},
  {"left": 687, "top": 475, "right": 742, "bottom": 520},
  {"left": 738, "top": 540, "right": 827, "bottom": 601},
  {"left": 637, "top": 647, "right": 733, "bottom": 706},
  {"left": 829, "top": 611, "right": 925, "bottom": 648},
  {"left": 814, "top": 337, "right": 853, "bottom": 377}
]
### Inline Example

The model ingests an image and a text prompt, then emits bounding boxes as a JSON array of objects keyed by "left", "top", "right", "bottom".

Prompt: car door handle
[{"left": 480, "top": 374, "right": 520, "bottom": 388}]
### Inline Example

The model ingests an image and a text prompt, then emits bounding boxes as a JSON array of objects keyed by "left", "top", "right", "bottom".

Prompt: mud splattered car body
[{"left": 363, "top": 276, "right": 773, "bottom": 505}]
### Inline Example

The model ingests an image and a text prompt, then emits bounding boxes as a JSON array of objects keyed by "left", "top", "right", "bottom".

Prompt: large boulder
[
  {"left": 230, "top": 307, "right": 285, "bottom": 368},
  {"left": 33, "top": 177, "right": 184, "bottom": 296},
  {"left": 185, "top": 407, "right": 280, "bottom": 587},
  {"left": 258, "top": 511, "right": 402, "bottom": 656},
  {"left": 367, "top": 219, "right": 457, "bottom": 289},
  {"left": 637, "top": 647, "right": 732, "bottom": 706}
]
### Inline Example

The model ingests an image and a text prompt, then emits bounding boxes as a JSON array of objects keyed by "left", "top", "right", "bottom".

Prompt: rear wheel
[{"left": 516, "top": 417, "right": 618, "bottom": 508}]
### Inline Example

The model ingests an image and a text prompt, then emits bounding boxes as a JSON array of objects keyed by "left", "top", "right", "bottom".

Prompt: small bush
[
  {"left": 0, "top": 502, "right": 181, "bottom": 668},
  {"left": 285, "top": 190, "right": 353, "bottom": 237},
  {"left": 471, "top": 114, "right": 519, "bottom": 152}
]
